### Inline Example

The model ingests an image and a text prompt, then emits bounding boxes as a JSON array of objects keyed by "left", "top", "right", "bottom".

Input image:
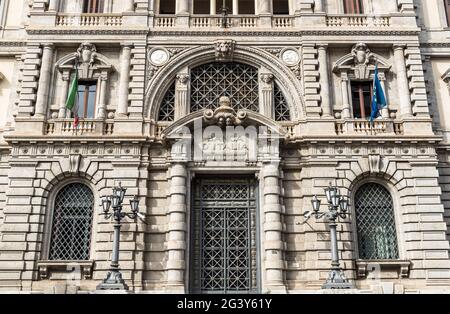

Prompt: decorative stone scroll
[{"left": 203, "top": 96, "right": 247, "bottom": 127}]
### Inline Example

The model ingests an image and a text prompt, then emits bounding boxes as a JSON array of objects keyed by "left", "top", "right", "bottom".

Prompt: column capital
[
  {"left": 121, "top": 43, "right": 134, "bottom": 49},
  {"left": 393, "top": 44, "right": 407, "bottom": 50},
  {"left": 41, "top": 43, "right": 55, "bottom": 49},
  {"left": 317, "top": 43, "right": 329, "bottom": 50}
]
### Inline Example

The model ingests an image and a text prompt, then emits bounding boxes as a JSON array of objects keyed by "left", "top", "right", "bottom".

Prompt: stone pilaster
[
  {"left": 124, "top": 0, "right": 135, "bottom": 12},
  {"left": 48, "top": 0, "right": 59, "bottom": 11},
  {"left": 117, "top": 44, "right": 133, "bottom": 118},
  {"left": 393, "top": 44, "right": 413, "bottom": 119},
  {"left": 397, "top": 0, "right": 415, "bottom": 13},
  {"left": 405, "top": 44, "right": 430, "bottom": 117},
  {"left": 262, "top": 162, "right": 287, "bottom": 292},
  {"left": 34, "top": 43, "right": 54, "bottom": 119},
  {"left": 58, "top": 71, "right": 70, "bottom": 118},
  {"left": 165, "top": 162, "right": 188, "bottom": 292},
  {"left": 260, "top": 73, "right": 274, "bottom": 119},
  {"left": 17, "top": 44, "right": 42, "bottom": 118},
  {"left": 129, "top": 43, "right": 146, "bottom": 118},
  {"left": 340, "top": 72, "right": 350, "bottom": 119},
  {"left": 175, "top": 0, "right": 189, "bottom": 27},
  {"left": 317, "top": 44, "right": 331, "bottom": 118},
  {"left": 175, "top": 72, "right": 190, "bottom": 120},
  {"left": 302, "top": 44, "right": 321, "bottom": 118},
  {"left": 97, "top": 75, "right": 108, "bottom": 120}
]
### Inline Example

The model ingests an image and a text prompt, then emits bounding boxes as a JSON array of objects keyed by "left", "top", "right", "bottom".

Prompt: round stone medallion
[
  {"left": 149, "top": 48, "right": 169, "bottom": 66},
  {"left": 281, "top": 48, "right": 300, "bottom": 66}
]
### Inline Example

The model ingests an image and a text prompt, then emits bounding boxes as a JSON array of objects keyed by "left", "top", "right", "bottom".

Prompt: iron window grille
[
  {"left": 158, "top": 82, "right": 176, "bottom": 122},
  {"left": 190, "top": 62, "right": 259, "bottom": 112},
  {"left": 355, "top": 183, "right": 399, "bottom": 260},
  {"left": 274, "top": 83, "right": 291, "bottom": 121},
  {"left": 49, "top": 183, "right": 94, "bottom": 261},
  {"left": 158, "top": 62, "right": 292, "bottom": 122}
]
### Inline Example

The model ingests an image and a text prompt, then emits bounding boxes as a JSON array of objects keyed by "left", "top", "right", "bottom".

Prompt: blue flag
[{"left": 370, "top": 64, "right": 387, "bottom": 122}]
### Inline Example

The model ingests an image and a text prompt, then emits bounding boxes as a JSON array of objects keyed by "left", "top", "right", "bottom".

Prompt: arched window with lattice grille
[
  {"left": 354, "top": 183, "right": 399, "bottom": 260},
  {"left": 158, "top": 82, "right": 176, "bottom": 122},
  {"left": 157, "top": 62, "right": 292, "bottom": 122},
  {"left": 274, "top": 83, "right": 291, "bottom": 121},
  {"left": 49, "top": 183, "right": 94, "bottom": 261}
]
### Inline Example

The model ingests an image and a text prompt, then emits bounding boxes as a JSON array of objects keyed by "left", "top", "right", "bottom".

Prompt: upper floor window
[
  {"left": 49, "top": 183, "right": 94, "bottom": 261},
  {"left": 445, "top": 0, "right": 450, "bottom": 27},
  {"left": 160, "top": 0, "right": 176, "bottom": 14},
  {"left": 343, "top": 0, "right": 364, "bottom": 14},
  {"left": 273, "top": 0, "right": 290, "bottom": 15},
  {"left": 355, "top": 183, "right": 399, "bottom": 260},
  {"left": 77, "top": 81, "right": 97, "bottom": 119},
  {"left": 351, "top": 81, "right": 372, "bottom": 119},
  {"left": 83, "top": 0, "right": 104, "bottom": 13}
]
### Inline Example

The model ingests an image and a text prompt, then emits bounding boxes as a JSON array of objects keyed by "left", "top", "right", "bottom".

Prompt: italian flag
[{"left": 65, "top": 69, "right": 79, "bottom": 128}]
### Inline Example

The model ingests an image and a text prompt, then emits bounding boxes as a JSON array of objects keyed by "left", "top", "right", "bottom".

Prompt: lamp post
[
  {"left": 96, "top": 183, "right": 142, "bottom": 291},
  {"left": 221, "top": 0, "right": 228, "bottom": 28},
  {"left": 303, "top": 183, "right": 354, "bottom": 289}
]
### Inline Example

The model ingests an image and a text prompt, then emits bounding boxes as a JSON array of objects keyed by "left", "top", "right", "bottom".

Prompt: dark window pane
[
  {"left": 351, "top": 81, "right": 372, "bottom": 119},
  {"left": 273, "top": 0, "right": 290, "bottom": 15},
  {"left": 160, "top": 0, "right": 176, "bottom": 14},
  {"left": 194, "top": 0, "right": 210, "bottom": 14}
]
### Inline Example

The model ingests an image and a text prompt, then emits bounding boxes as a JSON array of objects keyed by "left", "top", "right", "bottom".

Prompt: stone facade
[{"left": 0, "top": 0, "right": 449, "bottom": 294}]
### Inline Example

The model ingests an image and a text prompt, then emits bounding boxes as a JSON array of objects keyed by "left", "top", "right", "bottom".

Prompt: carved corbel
[
  {"left": 69, "top": 155, "right": 82, "bottom": 174},
  {"left": 368, "top": 154, "right": 382, "bottom": 174}
]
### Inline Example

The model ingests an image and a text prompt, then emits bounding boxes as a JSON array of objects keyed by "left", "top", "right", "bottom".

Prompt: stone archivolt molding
[{"left": 145, "top": 44, "right": 304, "bottom": 122}]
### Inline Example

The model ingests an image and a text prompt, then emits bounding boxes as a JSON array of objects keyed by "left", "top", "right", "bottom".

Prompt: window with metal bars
[
  {"left": 158, "top": 82, "right": 175, "bottom": 121},
  {"left": 190, "top": 62, "right": 259, "bottom": 112},
  {"left": 274, "top": 83, "right": 291, "bottom": 121},
  {"left": 49, "top": 183, "right": 94, "bottom": 261},
  {"left": 355, "top": 183, "right": 399, "bottom": 260},
  {"left": 158, "top": 62, "right": 291, "bottom": 122}
]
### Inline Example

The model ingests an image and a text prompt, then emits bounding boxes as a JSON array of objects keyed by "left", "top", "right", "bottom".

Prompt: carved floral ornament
[
  {"left": 204, "top": 96, "right": 247, "bottom": 127},
  {"left": 333, "top": 43, "right": 391, "bottom": 81}
]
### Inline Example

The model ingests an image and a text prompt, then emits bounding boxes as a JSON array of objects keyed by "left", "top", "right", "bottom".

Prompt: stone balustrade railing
[
  {"left": 45, "top": 119, "right": 114, "bottom": 136},
  {"left": 335, "top": 120, "right": 404, "bottom": 136},
  {"left": 326, "top": 15, "right": 391, "bottom": 27},
  {"left": 155, "top": 15, "right": 294, "bottom": 29},
  {"left": 152, "top": 14, "right": 394, "bottom": 29},
  {"left": 56, "top": 14, "right": 123, "bottom": 27}
]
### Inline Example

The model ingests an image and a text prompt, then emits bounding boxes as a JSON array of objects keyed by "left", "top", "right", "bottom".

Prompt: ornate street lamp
[
  {"left": 221, "top": 0, "right": 228, "bottom": 28},
  {"left": 96, "top": 183, "right": 143, "bottom": 291},
  {"left": 303, "top": 183, "right": 354, "bottom": 289}
]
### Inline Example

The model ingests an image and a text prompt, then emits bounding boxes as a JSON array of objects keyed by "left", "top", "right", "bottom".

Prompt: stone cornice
[
  {"left": 26, "top": 28, "right": 149, "bottom": 36},
  {"left": 149, "top": 29, "right": 420, "bottom": 37}
]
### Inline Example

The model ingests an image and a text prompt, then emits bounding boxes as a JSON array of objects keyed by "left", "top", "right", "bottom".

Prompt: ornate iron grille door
[
  {"left": 355, "top": 183, "right": 399, "bottom": 260},
  {"left": 49, "top": 183, "right": 94, "bottom": 261},
  {"left": 191, "top": 178, "right": 259, "bottom": 294}
]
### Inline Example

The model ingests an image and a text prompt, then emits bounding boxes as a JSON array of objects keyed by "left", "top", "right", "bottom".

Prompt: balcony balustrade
[
  {"left": 56, "top": 13, "right": 123, "bottom": 27},
  {"left": 335, "top": 120, "right": 404, "bottom": 136},
  {"left": 45, "top": 119, "right": 115, "bottom": 136}
]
